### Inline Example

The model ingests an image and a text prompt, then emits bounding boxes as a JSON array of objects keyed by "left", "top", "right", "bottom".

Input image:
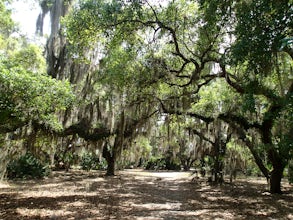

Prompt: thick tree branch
[
  {"left": 166, "top": 71, "right": 218, "bottom": 88},
  {"left": 159, "top": 98, "right": 213, "bottom": 123},
  {"left": 191, "top": 128, "right": 214, "bottom": 145},
  {"left": 0, "top": 118, "right": 29, "bottom": 134},
  {"left": 63, "top": 118, "right": 111, "bottom": 141},
  {"left": 218, "top": 113, "right": 262, "bottom": 131}
]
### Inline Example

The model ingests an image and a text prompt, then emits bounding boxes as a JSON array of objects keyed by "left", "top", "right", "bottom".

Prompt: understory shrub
[
  {"left": 54, "top": 150, "right": 79, "bottom": 170},
  {"left": 80, "top": 152, "right": 102, "bottom": 171},
  {"left": 145, "top": 157, "right": 181, "bottom": 170},
  {"left": 6, "top": 153, "right": 49, "bottom": 179}
]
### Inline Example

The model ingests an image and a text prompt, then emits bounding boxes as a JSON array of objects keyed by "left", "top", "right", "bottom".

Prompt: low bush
[
  {"left": 80, "top": 152, "right": 101, "bottom": 171},
  {"left": 145, "top": 157, "right": 180, "bottom": 170},
  {"left": 7, "top": 153, "right": 49, "bottom": 179}
]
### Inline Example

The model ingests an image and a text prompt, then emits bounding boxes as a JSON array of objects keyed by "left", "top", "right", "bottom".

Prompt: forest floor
[{"left": 0, "top": 169, "right": 292, "bottom": 220}]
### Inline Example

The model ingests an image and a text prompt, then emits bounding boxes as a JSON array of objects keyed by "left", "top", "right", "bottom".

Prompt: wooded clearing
[
  {"left": 1, "top": 2, "right": 293, "bottom": 219},
  {"left": 1, "top": 170, "right": 292, "bottom": 220}
]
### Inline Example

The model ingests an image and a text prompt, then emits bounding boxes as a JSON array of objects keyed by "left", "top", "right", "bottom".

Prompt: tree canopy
[
  {"left": 0, "top": 0, "right": 292, "bottom": 194},
  {"left": 63, "top": 0, "right": 292, "bottom": 193}
]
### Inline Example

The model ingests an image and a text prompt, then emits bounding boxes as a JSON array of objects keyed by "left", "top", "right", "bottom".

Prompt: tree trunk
[
  {"left": 269, "top": 166, "right": 284, "bottom": 194},
  {"left": 181, "top": 157, "right": 194, "bottom": 171},
  {"left": 213, "top": 158, "right": 223, "bottom": 183},
  {"left": 266, "top": 143, "right": 285, "bottom": 194},
  {"left": 105, "top": 156, "right": 115, "bottom": 176},
  {"left": 102, "top": 143, "right": 116, "bottom": 176},
  {"left": 213, "top": 140, "right": 224, "bottom": 184}
]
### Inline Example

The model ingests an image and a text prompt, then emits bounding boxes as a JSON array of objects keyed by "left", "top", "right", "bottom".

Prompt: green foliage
[
  {"left": 6, "top": 153, "right": 50, "bottom": 179},
  {"left": 145, "top": 157, "right": 166, "bottom": 170},
  {"left": 10, "top": 44, "right": 46, "bottom": 73},
  {"left": 54, "top": 148, "right": 79, "bottom": 170},
  {"left": 0, "top": 0, "right": 15, "bottom": 51},
  {"left": 279, "top": 37, "right": 293, "bottom": 51},
  {"left": 135, "top": 136, "right": 152, "bottom": 159},
  {"left": 61, "top": 0, "right": 291, "bottom": 190},
  {"left": 231, "top": 0, "right": 292, "bottom": 75},
  {"left": 241, "top": 93, "right": 256, "bottom": 113},
  {"left": 225, "top": 141, "right": 259, "bottom": 176},
  {"left": 80, "top": 152, "right": 101, "bottom": 171},
  {"left": 0, "top": 1, "right": 75, "bottom": 133},
  {"left": 0, "top": 53, "right": 75, "bottom": 132},
  {"left": 192, "top": 79, "right": 239, "bottom": 116},
  {"left": 0, "top": 0, "right": 15, "bottom": 37},
  {"left": 145, "top": 156, "right": 181, "bottom": 171}
]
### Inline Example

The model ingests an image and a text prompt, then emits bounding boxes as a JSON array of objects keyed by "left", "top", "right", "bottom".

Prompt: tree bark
[
  {"left": 213, "top": 155, "right": 223, "bottom": 183},
  {"left": 105, "top": 156, "right": 115, "bottom": 176},
  {"left": 102, "top": 143, "right": 116, "bottom": 176},
  {"left": 270, "top": 165, "right": 284, "bottom": 194}
]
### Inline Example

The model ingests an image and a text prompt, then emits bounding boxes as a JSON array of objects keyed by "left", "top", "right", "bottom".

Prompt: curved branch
[
  {"left": 159, "top": 98, "right": 214, "bottom": 123},
  {"left": 191, "top": 128, "right": 214, "bottom": 145},
  {"left": 218, "top": 113, "right": 262, "bottom": 131},
  {"left": 166, "top": 72, "right": 218, "bottom": 89},
  {"left": 230, "top": 123, "right": 270, "bottom": 179},
  {"left": 63, "top": 118, "right": 111, "bottom": 141}
]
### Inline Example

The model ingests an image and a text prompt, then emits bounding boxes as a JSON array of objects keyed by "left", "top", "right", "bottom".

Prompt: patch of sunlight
[
  {"left": 0, "top": 181, "right": 11, "bottom": 188},
  {"left": 192, "top": 209, "right": 210, "bottom": 215},
  {"left": 188, "top": 199, "right": 202, "bottom": 206},
  {"left": 161, "top": 209, "right": 214, "bottom": 217},
  {"left": 135, "top": 217, "right": 164, "bottom": 220},
  {"left": 16, "top": 208, "right": 73, "bottom": 218},
  {"left": 121, "top": 169, "right": 191, "bottom": 179},
  {"left": 254, "top": 207, "right": 278, "bottom": 216},
  {"left": 18, "top": 190, "right": 87, "bottom": 198},
  {"left": 243, "top": 206, "right": 278, "bottom": 218},
  {"left": 65, "top": 200, "right": 90, "bottom": 208},
  {"left": 192, "top": 209, "right": 235, "bottom": 219},
  {"left": 34, "top": 183, "right": 67, "bottom": 189},
  {"left": 206, "top": 196, "right": 218, "bottom": 201},
  {"left": 131, "top": 202, "right": 181, "bottom": 210}
]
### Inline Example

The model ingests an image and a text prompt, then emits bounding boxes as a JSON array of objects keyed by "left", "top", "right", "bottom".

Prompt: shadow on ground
[{"left": 0, "top": 169, "right": 292, "bottom": 220}]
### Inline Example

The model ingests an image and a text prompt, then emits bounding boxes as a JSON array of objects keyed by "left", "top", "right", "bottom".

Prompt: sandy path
[{"left": 0, "top": 169, "right": 292, "bottom": 219}]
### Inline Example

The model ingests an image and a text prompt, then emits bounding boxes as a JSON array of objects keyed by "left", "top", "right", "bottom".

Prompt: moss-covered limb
[
  {"left": 63, "top": 118, "right": 111, "bottom": 142},
  {"left": 159, "top": 98, "right": 214, "bottom": 124},
  {"left": 218, "top": 113, "right": 262, "bottom": 131}
]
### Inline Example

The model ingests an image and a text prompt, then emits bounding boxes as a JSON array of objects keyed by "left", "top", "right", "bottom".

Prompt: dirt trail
[{"left": 0, "top": 169, "right": 292, "bottom": 220}]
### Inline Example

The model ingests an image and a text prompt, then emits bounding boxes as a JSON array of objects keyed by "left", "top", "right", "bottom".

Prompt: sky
[
  {"left": 11, "top": 1, "right": 50, "bottom": 40},
  {"left": 10, "top": 0, "right": 170, "bottom": 39},
  {"left": 10, "top": 0, "right": 170, "bottom": 43}
]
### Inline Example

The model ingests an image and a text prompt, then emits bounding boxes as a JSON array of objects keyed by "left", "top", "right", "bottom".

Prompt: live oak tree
[
  {"left": 65, "top": 0, "right": 220, "bottom": 175},
  {"left": 36, "top": 0, "right": 163, "bottom": 175},
  {"left": 211, "top": 0, "right": 293, "bottom": 193},
  {"left": 64, "top": 0, "right": 292, "bottom": 193}
]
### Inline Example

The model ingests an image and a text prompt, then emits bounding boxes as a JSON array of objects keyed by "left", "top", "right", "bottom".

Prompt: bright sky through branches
[{"left": 11, "top": 1, "right": 49, "bottom": 40}]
